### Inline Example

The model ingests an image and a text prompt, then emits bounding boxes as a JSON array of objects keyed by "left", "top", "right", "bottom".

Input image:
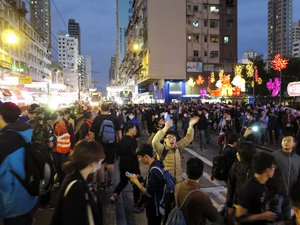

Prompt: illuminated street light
[
  {"left": 1, "top": 30, "right": 19, "bottom": 45},
  {"left": 132, "top": 42, "right": 141, "bottom": 52}
]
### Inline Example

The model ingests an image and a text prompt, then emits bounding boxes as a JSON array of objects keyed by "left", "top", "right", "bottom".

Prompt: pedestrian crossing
[{"left": 184, "top": 147, "right": 227, "bottom": 211}]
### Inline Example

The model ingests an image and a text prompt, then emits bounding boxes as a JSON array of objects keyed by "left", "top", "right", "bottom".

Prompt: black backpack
[
  {"left": 211, "top": 154, "right": 227, "bottom": 181},
  {"left": 5, "top": 130, "right": 55, "bottom": 196}
]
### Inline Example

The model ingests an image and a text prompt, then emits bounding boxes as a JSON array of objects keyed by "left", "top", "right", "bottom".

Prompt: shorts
[{"left": 102, "top": 143, "right": 116, "bottom": 164}]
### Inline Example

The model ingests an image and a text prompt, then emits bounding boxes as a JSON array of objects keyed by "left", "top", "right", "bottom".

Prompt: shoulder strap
[
  {"left": 64, "top": 180, "right": 78, "bottom": 197},
  {"left": 177, "top": 185, "right": 200, "bottom": 209},
  {"left": 150, "top": 166, "right": 164, "bottom": 177},
  {"left": 160, "top": 146, "right": 168, "bottom": 162}
]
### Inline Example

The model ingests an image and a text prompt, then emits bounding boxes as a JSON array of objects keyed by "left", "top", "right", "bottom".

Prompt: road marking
[
  {"left": 202, "top": 172, "right": 222, "bottom": 186},
  {"left": 184, "top": 147, "right": 213, "bottom": 167}
]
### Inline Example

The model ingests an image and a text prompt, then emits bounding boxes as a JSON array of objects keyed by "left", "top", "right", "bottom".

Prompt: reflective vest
[{"left": 55, "top": 121, "right": 71, "bottom": 154}]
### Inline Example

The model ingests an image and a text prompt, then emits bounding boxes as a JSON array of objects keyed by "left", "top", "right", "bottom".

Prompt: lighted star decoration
[
  {"left": 266, "top": 77, "right": 281, "bottom": 96},
  {"left": 272, "top": 54, "right": 289, "bottom": 72},
  {"left": 199, "top": 88, "right": 207, "bottom": 98},
  {"left": 210, "top": 72, "right": 215, "bottom": 83},
  {"left": 246, "top": 62, "right": 254, "bottom": 78},
  {"left": 195, "top": 74, "right": 205, "bottom": 86},
  {"left": 187, "top": 77, "right": 195, "bottom": 87}
]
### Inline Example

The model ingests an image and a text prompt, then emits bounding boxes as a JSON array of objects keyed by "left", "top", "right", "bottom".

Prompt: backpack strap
[
  {"left": 150, "top": 166, "right": 164, "bottom": 178},
  {"left": 160, "top": 146, "right": 168, "bottom": 162},
  {"left": 176, "top": 183, "right": 200, "bottom": 209},
  {"left": 64, "top": 180, "right": 78, "bottom": 197}
]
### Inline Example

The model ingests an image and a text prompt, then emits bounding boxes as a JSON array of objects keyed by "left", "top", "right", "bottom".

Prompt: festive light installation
[
  {"left": 199, "top": 89, "right": 207, "bottom": 98},
  {"left": 210, "top": 72, "right": 215, "bottom": 83},
  {"left": 187, "top": 77, "right": 195, "bottom": 87},
  {"left": 232, "top": 65, "right": 246, "bottom": 92},
  {"left": 272, "top": 54, "right": 289, "bottom": 71},
  {"left": 266, "top": 78, "right": 281, "bottom": 97},
  {"left": 195, "top": 75, "right": 205, "bottom": 86},
  {"left": 246, "top": 62, "right": 254, "bottom": 77}
]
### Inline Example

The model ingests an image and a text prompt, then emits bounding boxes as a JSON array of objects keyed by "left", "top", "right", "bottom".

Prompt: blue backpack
[{"left": 150, "top": 166, "right": 176, "bottom": 215}]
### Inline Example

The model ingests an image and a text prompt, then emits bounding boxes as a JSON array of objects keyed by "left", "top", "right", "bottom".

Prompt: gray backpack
[
  {"left": 98, "top": 119, "right": 116, "bottom": 143},
  {"left": 165, "top": 184, "right": 199, "bottom": 225}
]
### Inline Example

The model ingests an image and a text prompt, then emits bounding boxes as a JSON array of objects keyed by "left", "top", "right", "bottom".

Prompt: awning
[{"left": 0, "top": 88, "right": 12, "bottom": 96}]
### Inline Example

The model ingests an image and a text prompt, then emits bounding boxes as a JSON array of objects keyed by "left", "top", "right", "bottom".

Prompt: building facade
[
  {"left": 30, "top": 0, "right": 51, "bottom": 50},
  {"left": 109, "top": 56, "right": 116, "bottom": 83},
  {"left": 0, "top": 0, "right": 51, "bottom": 85},
  {"left": 292, "top": 40, "right": 300, "bottom": 57},
  {"left": 241, "top": 50, "right": 262, "bottom": 64},
  {"left": 78, "top": 55, "right": 87, "bottom": 91},
  {"left": 85, "top": 55, "right": 92, "bottom": 89},
  {"left": 268, "top": 0, "right": 293, "bottom": 58},
  {"left": 118, "top": 0, "right": 237, "bottom": 103},
  {"left": 58, "top": 33, "right": 79, "bottom": 91},
  {"left": 68, "top": 19, "right": 81, "bottom": 54}
]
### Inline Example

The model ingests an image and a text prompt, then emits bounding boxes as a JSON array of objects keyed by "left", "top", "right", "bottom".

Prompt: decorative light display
[
  {"left": 210, "top": 72, "right": 215, "bottom": 83},
  {"left": 232, "top": 65, "right": 246, "bottom": 92},
  {"left": 195, "top": 75, "right": 205, "bottom": 86},
  {"left": 272, "top": 54, "right": 289, "bottom": 71},
  {"left": 246, "top": 62, "right": 254, "bottom": 77},
  {"left": 266, "top": 78, "right": 281, "bottom": 97},
  {"left": 187, "top": 77, "right": 195, "bottom": 87},
  {"left": 199, "top": 89, "right": 207, "bottom": 98},
  {"left": 254, "top": 65, "right": 259, "bottom": 82}
]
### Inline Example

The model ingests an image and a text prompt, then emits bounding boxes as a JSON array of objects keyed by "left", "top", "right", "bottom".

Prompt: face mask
[{"left": 129, "top": 115, "right": 134, "bottom": 120}]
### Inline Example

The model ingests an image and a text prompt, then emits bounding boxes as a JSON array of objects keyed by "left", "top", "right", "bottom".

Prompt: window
[
  {"left": 204, "top": 35, "right": 208, "bottom": 42},
  {"left": 224, "top": 36, "right": 229, "bottom": 44},
  {"left": 227, "top": 20, "right": 233, "bottom": 29},
  {"left": 210, "top": 51, "right": 219, "bottom": 58},
  {"left": 193, "top": 50, "right": 199, "bottom": 57},
  {"left": 187, "top": 5, "right": 192, "bottom": 11},
  {"left": 193, "top": 5, "right": 198, "bottom": 12},
  {"left": 210, "top": 35, "right": 219, "bottom": 43},
  {"left": 203, "top": 4, "right": 208, "bottom": 12},
  {"left": 204, "top": 20, "right": 208, "bottom": 27},
  {"left": 193, "top": 20, "right": 199, "bottom": 27},
  {"left": 193, "top": 34, "right": 199, "bottom": 42},
  {"left": 210, "top": 5, "right": 219, "bottom": 13},
  {"left": 204, "top": 51, "right": 208, "bottom": 56},
  {"left": 227, "top": 7, "right": 233, "bottom": 14},
  {"left": 210, "top": 20, "right": 219, "bottom": 28}
]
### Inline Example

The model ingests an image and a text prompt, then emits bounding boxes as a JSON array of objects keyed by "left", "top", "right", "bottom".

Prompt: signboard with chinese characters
[
  {"left": 118, "top": 0, "right": 133, "bottom": 64},
  {"left": 19, "top": 76, "right": 32, "bottom": 84},
  {"left": 287, "top": 82, "right": 300, "bottom": 96},
  {"left": 187, "top": 62, "right": 203, "bottom": 72}
]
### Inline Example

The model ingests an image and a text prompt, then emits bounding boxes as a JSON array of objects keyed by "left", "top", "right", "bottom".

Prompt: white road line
[
  {"left": 184, "top": 147, "right": 213, "bottom": 167},
  {"left": 202, "top": 172, "right": 222, "bottom": 186}
]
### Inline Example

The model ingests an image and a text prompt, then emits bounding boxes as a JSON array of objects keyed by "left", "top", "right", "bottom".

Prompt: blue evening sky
[{"left": 51, "top": 1, "right": 300, "bottom": 92}]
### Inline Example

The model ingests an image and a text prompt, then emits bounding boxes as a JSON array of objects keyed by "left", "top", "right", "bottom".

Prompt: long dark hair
[{"left": 64, "top": 140, "right": 105, "bottom": 173}]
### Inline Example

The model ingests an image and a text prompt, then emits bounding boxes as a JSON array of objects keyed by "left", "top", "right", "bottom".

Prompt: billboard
[{"left": 187, "top": 62, "right": 203, "bottom": 72}]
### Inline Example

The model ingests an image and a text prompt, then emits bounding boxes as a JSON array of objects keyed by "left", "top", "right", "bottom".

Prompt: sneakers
[{"left": 110, "top": 193, "right": 118, "bottom": 203}]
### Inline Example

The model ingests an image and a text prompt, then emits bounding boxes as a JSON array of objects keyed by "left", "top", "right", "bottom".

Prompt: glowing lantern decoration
[
  {"left": 195, "top": 75, "right": 205, "bottom": 86},
  {"left": 272, "top": 54, "right": 289, "bottom": 71},
  {"left": 246, "top": 62, "right": 254, "bottom": 77},
  {"left": 257, "top": 77, "right": 262, "bottom": 85},
  {"left": 199, "top": 89, "right": 207, "bottom": 98},
  {"left": 187, "top": 77, "right": 195, "bottom": 87},
  {"left": 210, "top": 72, "right": 215, "bottom": 83},
  {"left": 254, "top": 65, "right": 259, "bottom": 82},
  {"left": 266, "top": 77, "right": 281, "bottom": 97}
]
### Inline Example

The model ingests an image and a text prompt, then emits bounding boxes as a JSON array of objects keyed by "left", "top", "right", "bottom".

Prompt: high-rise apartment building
[
  {"left": 58, "top": 33, "right": 79, "bottom": 72},
  {"left": 268, "top": 0, "right": 293, "bottom": 58},
  {"left": 85, "top": 56, "right": 92, "bottom": 89},
  {"left": 292, "top": 20, "right": 300, "bottom": 44},
  {"left": 68, "top": 19, "right": 81, "bottom": 54},
  {"left": 186, "top": 0, "right": 237, "bottom": 73},
  {"left": 241, "top": 50, "right": 262, "bottom": 64},
  {"left": 30, "top": 0, "right": 51, "bottom": 49},
  {"left": 78, "top": 55, "right": 86, "bottom": 91}
]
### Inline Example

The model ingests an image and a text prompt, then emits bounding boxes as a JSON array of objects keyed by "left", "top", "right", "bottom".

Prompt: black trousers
[
  {"left": 114, "top": 167, "right": 141, "bottom": 204},
  {"left": 3, "top": 206, "right": 36, "bottom": 225},
  {"left": 146, "top": 208, "right": 162, "bottom": 225}
]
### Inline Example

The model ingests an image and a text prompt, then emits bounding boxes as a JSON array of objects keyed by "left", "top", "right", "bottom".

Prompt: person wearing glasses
[{"left": 50, "top": 140, "right": 105, "bottom": 225}]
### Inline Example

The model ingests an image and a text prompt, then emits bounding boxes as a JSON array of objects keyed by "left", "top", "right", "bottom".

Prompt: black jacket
[{"left": 50, "top": 171, "right": 102, "bottom": 225}]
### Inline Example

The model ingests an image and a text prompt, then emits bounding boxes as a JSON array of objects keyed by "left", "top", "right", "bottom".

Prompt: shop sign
[
  {"left": 287, "top": 81, "right": 300, "bottom": 96},
  {"left": 19, "top": 76, "right": 32, "bottom": 84},
  {"left": 0, "top": 60, "right": 11, "bottom": 69}
]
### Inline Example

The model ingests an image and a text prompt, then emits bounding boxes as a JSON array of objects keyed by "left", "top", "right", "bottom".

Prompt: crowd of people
[{"left": 0, "top": 100, "right": 300, "bottom": 225}]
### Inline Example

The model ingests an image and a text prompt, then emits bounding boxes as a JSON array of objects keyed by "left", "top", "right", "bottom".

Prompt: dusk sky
[{"left": 51, "top": 1, "right": 300, "bottom": 92}]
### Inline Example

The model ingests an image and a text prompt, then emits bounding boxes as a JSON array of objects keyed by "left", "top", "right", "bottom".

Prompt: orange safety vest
[{"left": 55, "top": 121, "right": 71, "bottom": 154}]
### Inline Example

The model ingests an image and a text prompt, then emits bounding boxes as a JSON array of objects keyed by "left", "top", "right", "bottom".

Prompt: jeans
[
  {"left": 198, "top": 129, "right": 207, "bottom": 150},
  {"left": 270, "top": 194, "right": 292, "bottom": 220}
]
